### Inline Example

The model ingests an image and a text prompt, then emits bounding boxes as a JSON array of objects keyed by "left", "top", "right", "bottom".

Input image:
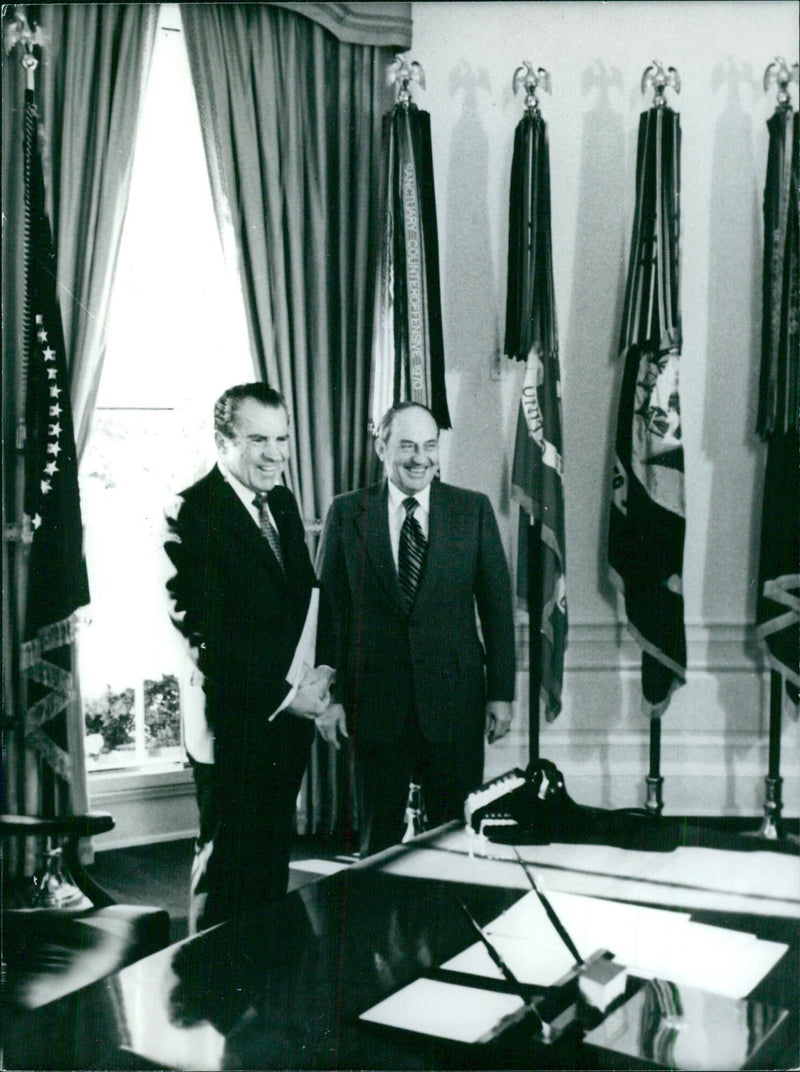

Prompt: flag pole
[
  {"left": 5, "top": 9, "right": 44, "bottom": 828},
  {"left": 14, "top": 6, "right": 91, "bottom": 802},
  {"left": 645, "top": 718, "right": 663, "bottom": 816},
  {"left": 645, "top": 61, "right": 680, "bottom": 819},
  {"left": 621, "top": 62, "right": 682, "bottom": 814},
  {"left": 527, "top": 519, "right": 542, "bottom": 763},
  {"left": 505, "top": 62, "right": 565, "bottom": 765},
  {"left": 372, "top": 55, "right": 451, "bottom": 836},
  {"left": 758, "top": 671, "right": 785, "bottom": 839}
]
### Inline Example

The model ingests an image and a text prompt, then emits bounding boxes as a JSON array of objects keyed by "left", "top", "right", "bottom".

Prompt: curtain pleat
[
  {"left": 182, "top": 4, "right": 392, "bottom": 833},
  {"left": 39, "top": 4, "right": 158, "bottom": 458}
]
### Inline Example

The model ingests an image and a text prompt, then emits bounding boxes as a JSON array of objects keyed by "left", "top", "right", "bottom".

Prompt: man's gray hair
[{"left": 374, "top": 401, "right": 439, "bottom": 445}]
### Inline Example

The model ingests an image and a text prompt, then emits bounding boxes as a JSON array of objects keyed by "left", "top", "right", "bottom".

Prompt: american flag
[{"left": 20, "top": 86, "right": 90, "bottom": 783}]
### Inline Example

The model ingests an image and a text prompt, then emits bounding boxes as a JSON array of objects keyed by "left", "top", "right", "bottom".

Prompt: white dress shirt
[
  {"left": 219, "top": 463, "right": 280, "bottom": 530},
  {"left": 386, "top": 480, "right": 431, "bottom": 568}
]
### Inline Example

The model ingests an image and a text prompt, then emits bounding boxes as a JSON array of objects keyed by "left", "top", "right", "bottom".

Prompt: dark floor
[{"left": 89, "top": 833, "right": 352, "bottom": 943}]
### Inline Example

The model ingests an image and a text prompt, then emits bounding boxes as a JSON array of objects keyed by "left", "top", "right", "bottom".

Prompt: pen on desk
[
  {"left": 456, "top": 896, "right": 525, "bottom": 992},
  {"left": 455, "top": 896, "right": 549, "bottom": 1041},
  {"left": 511, "top": 846, "right": 584, "bottom": 967}
]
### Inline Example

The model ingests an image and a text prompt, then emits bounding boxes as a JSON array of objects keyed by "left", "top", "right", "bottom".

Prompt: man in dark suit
[
  {"left": 165, "top": 383, "right": 332, "bottom": 932},
  {"left": 317, "top": 401, "right": 516, "bottom": 856}
]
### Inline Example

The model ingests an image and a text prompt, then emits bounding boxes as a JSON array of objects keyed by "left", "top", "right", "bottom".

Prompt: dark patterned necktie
[
  {"left": 253, "top": 493, "right": 286, "bottom": 574},
  {"left": 398, "top": 497, "right": 426, "bottom": 608}
]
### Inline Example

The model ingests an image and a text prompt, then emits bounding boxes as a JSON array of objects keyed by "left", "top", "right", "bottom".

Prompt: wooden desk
[{"left": 4, "top": 825, "right": 798, "bottom": 1070}]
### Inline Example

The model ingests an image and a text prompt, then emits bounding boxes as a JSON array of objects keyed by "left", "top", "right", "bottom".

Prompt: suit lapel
[
  {"left": 213, "top": 469, "right": 288, "bottom": 589},
  {"left": 414, "top": 480, "right": 461, "bottom": 613},
  {"left": 358, "top": 480, "right": 460, "bottom": 616},
  {"left": 360, "top": 482, "right": 406, "bottom": 613}
]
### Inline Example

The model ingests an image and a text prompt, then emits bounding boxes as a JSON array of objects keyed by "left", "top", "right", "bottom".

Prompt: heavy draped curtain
[
  {"left": 181, "top": 3, "right": 400, "bottom": 833},
  {"left": 2, "top": 5, "right": 155, "bottom": 840},
  {"left": 37, "top": 5, "right": 158, "bottom": 459},
  {"left": 181, "top": 2, "right": 396, "bottom": 519}
]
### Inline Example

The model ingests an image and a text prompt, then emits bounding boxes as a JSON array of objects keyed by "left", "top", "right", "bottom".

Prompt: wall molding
[
  {"left": 515, "top": 619, "right": 765, "bottom": 673},
  {"left": 91, "top": 621, "right": 797, "bottom": 845},
  {"left": 495, "top": 619, "right": 798, "bottom": 817},
  {"left": 90, "top": 765, "right": 198, "bottom": 850}
]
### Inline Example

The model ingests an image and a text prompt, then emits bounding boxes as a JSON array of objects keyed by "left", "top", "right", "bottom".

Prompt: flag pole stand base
[
  {"left": 758, "top": 776, "right": 784, "bottom": 840},
  {"left": 744, "top": 776, "right": 798, "bottom": 845},
  {"left": 742, "top": 673, "right": 799, "bottom": 846},
  {"left": 644, "top": 776, "right": 664, "bottom": 817}
]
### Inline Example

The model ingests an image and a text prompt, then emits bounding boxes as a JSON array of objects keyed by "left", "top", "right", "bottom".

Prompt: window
[{"left": 78, "top": 5, "right": 251, "bottom": 772}]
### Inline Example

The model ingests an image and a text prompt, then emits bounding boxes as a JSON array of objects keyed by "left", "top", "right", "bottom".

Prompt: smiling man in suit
[
  {"left": 317, "top": 401, "right": 516, "bottom": 856},
  {"left": 165, "top": 383, "right": 332, "bottom": 932}
]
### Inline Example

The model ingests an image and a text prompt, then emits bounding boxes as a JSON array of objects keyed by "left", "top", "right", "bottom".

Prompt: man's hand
[
  {"left": 485, "top": 700, "right": 513, "bottom": 743},
  {"left": 315, "top": 702, "right": 348, "bottom": 750},
  {"left": 286, "top": 665, "right": 334, "bottom": 719}
]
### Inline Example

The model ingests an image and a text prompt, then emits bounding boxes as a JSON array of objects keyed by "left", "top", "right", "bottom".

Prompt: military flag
[
  {"left": 20, "top": 84, "right": 91, "bottom": 785},
  {"left": 755, "top": 105, "right": 799, "bottom": 704},
  {"left": 608, "top": 99, "right": 686, "bottom": 718},
  {"left": 506, "top": 101, "right": 567, "bottom": 723},
  {"left": 370, "top": 61, "right": 451, "bottom": 434}
]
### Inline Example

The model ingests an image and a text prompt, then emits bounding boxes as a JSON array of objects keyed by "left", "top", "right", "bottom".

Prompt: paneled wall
[{"left": 412, "top": 1, "right": 799, "bottom": 814}]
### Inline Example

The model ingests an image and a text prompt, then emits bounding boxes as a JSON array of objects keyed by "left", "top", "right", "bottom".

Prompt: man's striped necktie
[
  {"left": 253, "top": 493, "right": 286, "bottom": 574},
  {"left": 398, "top": 496, "right": 426, "bottom": 609}
]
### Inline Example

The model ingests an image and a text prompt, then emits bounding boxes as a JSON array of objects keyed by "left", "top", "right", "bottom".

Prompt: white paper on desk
[
  {"left": 383, "top": 832, "right": 800, "bottom": 917},
  {"left": 653, "top": 846, "right": 800, "bottom": 903},
  {"left": 486, "top": 890, "right": 690, "bottom": 949},
  {"left": 442, "top": 934, "right": 576, "bottom": 987},
  {"left": 486, "top": 891, "right": 775, "bottom": 998},
  {"left": 359, "top": 978, "right": 525, "bottom": 1043},
  {"left": 269, "top": 589, "right": 320, "bottom": 720},
  {"left": 442, "top": 890, "right": 587, "bottom": 985},
  {"left": 442, "top": 891, "right": 690, "bottom": 987},
  {"left": 516, "top": 843, "right": 672, "bottom": 882},
  {"left": 465, "top": 890, "right": 787, "bottom": 1000},
  {"left": 630, "top": 923, "right": 787, "bottom": 999}
]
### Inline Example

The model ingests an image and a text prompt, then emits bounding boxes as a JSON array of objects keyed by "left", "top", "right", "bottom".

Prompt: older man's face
[
  {"left": 377, "top": 407, "right": 440, "bottom": 496},
  {"left": 216, "top": 398, "right": 289, "bottom": 494}
]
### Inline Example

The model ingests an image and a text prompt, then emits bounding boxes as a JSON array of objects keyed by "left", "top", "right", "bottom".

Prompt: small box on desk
[
  {"left": 583, "top": 978, "right": 791, "bottom": 1070},
  {"left": 578, "top": 954, "right": 628, "bottom": 1012}
]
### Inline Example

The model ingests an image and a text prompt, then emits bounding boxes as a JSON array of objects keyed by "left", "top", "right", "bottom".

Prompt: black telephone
[{"left": 465, "top": 759, "right": 677, "bottom": 850}]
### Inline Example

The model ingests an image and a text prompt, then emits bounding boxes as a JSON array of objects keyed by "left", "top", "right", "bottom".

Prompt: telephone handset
[
  {"left": 465, "top": 759, "right": 676, "bottom": 849},
  {"left": 465, "top": 759, "right": 573, "bottom": 844}
]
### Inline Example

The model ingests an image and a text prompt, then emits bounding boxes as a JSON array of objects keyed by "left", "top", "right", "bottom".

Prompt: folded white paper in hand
[{"left": 270, "top": 591, "right": 330, "bottom": 719}]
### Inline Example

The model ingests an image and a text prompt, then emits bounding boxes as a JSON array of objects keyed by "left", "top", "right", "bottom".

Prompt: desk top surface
[{"left": 5, "top": 825, "right": 799, "bottom": 1071}]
